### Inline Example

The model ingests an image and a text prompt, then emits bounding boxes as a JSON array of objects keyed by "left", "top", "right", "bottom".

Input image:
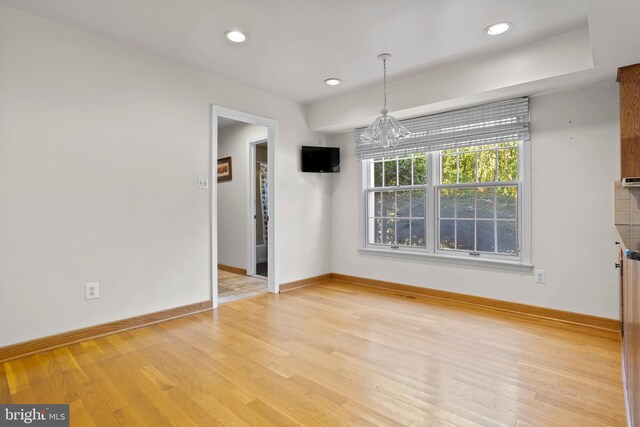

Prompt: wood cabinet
[
  {"left": 617, "top": 63, "right": 640, "bottom": 178},
  {"left": 618, "top": 235, "right": 639, "bottom": 426}
]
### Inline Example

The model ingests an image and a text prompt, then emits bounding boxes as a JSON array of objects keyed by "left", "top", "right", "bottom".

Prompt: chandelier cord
[
  {"left": 383, "top": 59, "right": 387, "bottom": 110},
  {"left": 359, "top": 52, "right": 410, "bottom": 147}
]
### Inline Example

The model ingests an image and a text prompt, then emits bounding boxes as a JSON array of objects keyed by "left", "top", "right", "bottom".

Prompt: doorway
[
  {"left": 211, "top": 106, "right": 278, "bottom": 309},
  {"left": 247, "top": 139, "right": 268, "bottom": 278}
]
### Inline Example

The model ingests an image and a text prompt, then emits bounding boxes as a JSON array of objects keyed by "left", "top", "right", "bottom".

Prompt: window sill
[{"left": 358, "top": 247, "right": 533, "bottom": 272}]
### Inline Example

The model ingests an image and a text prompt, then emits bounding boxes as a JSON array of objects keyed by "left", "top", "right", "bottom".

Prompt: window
[
  {"left": 358, "top": 98, "right": 531, "bottom": 267},
  {"left": 437, "top": 142, "right": 519, "bottom": 256},
  {"left": 367, "top": 154, "right": 427, "bottom": 248},
  {"left": 363, "top": 141, "right": 527, "bottom": 265}
]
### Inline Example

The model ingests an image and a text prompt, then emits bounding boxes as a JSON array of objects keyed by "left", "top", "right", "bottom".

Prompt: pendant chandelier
[{"left": 360, "top": 53, "right": 410, "bottom": 147}]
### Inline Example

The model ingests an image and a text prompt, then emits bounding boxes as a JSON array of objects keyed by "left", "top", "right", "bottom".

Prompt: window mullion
[
  {"left": 394, "top": 191, "right": 398, "bottom": 245},
  {"left": 453, "top": 184, "right": 458, "bottom": 250},
  {"left": 429, "top": 152, "right": 436, "bottom": 254},
  {"left": 473, "top": 188, "right": 477, "bottom": 252},
  {"left": 409, "top": 189, "right": 413, "bottom": 246},
  {"left": 494, "top": 185, "right": 498, "bottom": 254}
]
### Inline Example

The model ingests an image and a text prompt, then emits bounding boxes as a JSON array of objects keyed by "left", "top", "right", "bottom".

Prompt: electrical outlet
[
  {"left": 85, "top": 282, "right": 99, "bottom": 300},
  {"left": 535, "top": 270, "right": 546, "bottom": 284},
  {"left": 197, "top": 176, "right": 209, "bottom": 190}
]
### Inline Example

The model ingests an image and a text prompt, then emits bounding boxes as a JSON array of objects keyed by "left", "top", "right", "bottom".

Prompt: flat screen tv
[{"left": 301, "top": 146, "right": 340, "bottom": 173}]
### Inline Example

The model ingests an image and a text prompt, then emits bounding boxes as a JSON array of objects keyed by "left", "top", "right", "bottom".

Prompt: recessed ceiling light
[
  {"left": 225, "top": 30, "right": 247, "bottom": 43},
  {"left": 485, "top": 22, "right": 512, "bottom": 36},
  {"left": 324, "top": 78, "right": 342, "bottom": 86}
]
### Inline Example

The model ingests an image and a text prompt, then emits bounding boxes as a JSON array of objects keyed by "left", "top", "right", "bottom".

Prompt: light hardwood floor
[{"left": 0, "top": 280, "right": 626, "bottom": 426}]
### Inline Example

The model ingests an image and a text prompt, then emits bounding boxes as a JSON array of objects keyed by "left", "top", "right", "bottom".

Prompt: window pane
[
  {"left": 456, "top": 220, "right": 474, "bottom": 250},
  {"left": 398, "top": 158, "right": 412, "bottom": 186},
  {"left": 497, "top": 221, "right": 517, "bottom": 254},
  {"left": 397, "top": 191, "right": 410, "bottom": 217},
  {"left": 373, "top": 162, "right": 383, "bottom": 187},
  {"left": 441, "top": 154, "right": 456, "bottom": 184},
  {"left": 411, "top": 190, "right": 425, "bottom": 217},
  {"left": 476, "top": 187, "right": 495, "bottom": 219},
  {"left": 440, "top": 219, "right": 455, "bottom": 249},
  {"left": 382, "top": 192, "right": 396, "bottom": 217},
  {"left": 455, "top": 188, "right": 475, "bottom": 218},
  {"left": 496, "top": 186, "right": 517, "bottom": 219},
  {"left": 411, "top": 219, "right": 426, "bottom": 247},
  {"left": 397, "top": 219, "right": 410, "bottom": 245},
  {"left": 476, "top": 221, "right": 495, "bottom": 252},
  {"left": 383, "top": 219, "right": 396, "bottom": 244},
  {"left": 371, "top": 218, "right": 382, "bottom": 244},
  {"left": 373, "top": 191, "right": 382, "bottom": 216},
  {"left": 458, "top": 151, "right": 476, "bottom": 183},
  {"left": 413, "top": 155, "right": 427, "bottom": 185},
  {"left": 498, "top": 147, "right": 518, "bottom": 181},
  {"left": 384, "top": 160, "right": 397, "bottom": 186},
  {"left": 439, "top": 188, "right": 455, "bottom": 218},
  {"left": 477, "top": 149, "right": 497, "bottom": 182}
]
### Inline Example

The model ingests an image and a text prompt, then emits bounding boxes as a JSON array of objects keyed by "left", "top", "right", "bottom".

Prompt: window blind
[{"left": 355, "top": 97, "right": 530, "bottom": 159}]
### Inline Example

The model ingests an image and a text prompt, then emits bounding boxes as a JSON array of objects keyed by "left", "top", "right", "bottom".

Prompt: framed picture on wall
[{"left": 217, "top": 156, "right": 232, "bottom": 182}]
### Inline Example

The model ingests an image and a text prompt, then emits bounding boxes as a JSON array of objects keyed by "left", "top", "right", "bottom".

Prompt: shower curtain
[{"left": 259, "top": 162, "right": 268, "bottom": 252}]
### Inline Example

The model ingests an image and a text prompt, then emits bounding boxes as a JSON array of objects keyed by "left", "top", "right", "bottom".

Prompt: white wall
[
  {"left": 0, "top": 5, "right": 332, "bottom": 347},
  {"left": 217, "top": 123, "right": 267, "bottom": 269},
  {"left": 330, "top": 83, "right": 620, "bottom": 319}
]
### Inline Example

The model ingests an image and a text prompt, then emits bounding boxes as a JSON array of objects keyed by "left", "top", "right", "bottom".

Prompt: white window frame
[
  {"left": 358, "top": 141, "right": 532, "bottom": 271},
  {"left": 364, "top": 154, "right": 429, "bottom": 252}
]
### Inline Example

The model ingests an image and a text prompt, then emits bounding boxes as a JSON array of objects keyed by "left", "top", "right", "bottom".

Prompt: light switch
[{"left": 197, "top": 176, "right": 209, "bottom": 190}]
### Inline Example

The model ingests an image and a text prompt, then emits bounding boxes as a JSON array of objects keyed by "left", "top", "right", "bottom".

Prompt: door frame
[
  {"left": 211, "top": 106, "right": 278, "bottom": 309},
  {"left": 246, "top": 137, "right": 268, "bottom": 277}
]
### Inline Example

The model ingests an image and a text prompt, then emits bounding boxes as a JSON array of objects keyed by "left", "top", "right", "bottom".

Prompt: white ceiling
[{"left": 0, "top": 0, "right": 589, "bottom": 104}]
